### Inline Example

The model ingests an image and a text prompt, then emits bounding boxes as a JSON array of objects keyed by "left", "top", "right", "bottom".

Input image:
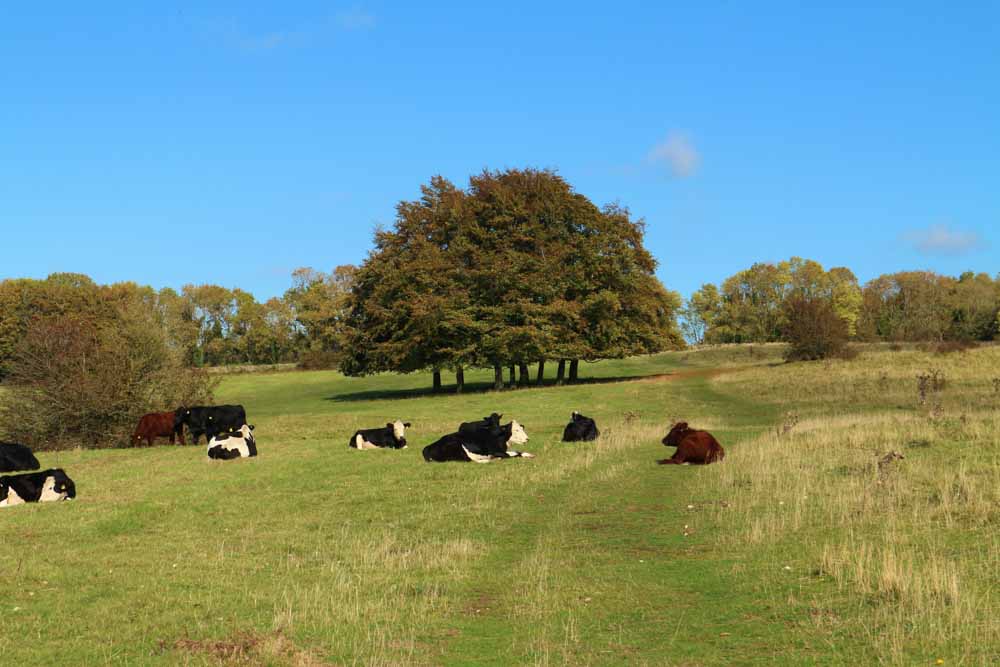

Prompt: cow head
[
  {"left": 507, "top": 420, "right": 529, "bottom": 446},
  {"left": 173, "top": 408, "right": 188, "bottom": 430},
  {"left": 663, "top": 422, "right": 691, "bottom": 447},
  {"left": 389, "top": 420, "right": 410, "bottom": 447},
  {"left": 41, "top": 469, "right": 76, "bottom": 502}
]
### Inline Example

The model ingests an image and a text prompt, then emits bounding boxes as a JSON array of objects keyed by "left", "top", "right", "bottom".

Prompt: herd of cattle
[{"left": 1, "top": 405, "right": 725, "bottom": 508}]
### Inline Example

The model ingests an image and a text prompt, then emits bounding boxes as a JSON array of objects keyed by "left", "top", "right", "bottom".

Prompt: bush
[
  {"left": 297, "top": 349, "right": 342, "bottom": 370},
  {"left": 0, "top": 306, "right": 216, "bottom": 451},
  {"left": 782, "top": 296, "right": 849, "bottom": 362}
]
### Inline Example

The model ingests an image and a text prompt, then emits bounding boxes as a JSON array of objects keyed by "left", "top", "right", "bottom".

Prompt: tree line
[
  {"left": 0, "top": 268, "right": 358, "bottom": 378},
  {"left": 0, "top": 168, "right": 683, "bottom": 392},
  {"left": 681, "top": 258, "right": 1000, "bottom": 346}
]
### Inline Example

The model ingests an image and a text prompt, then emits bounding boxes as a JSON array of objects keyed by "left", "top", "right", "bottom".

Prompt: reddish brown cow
[
  {"left": 658, "top": 421, "right": 725, "bottom": 465},
  {"left": 132, "top": 411, "right": 184, "bottom": 447}
]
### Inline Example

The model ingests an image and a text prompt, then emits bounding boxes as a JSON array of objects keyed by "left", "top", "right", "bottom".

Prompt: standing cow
[
  {"left": 658, "top": 422, "right": 725, "bottom": 465},
  {"left": 132, "top": 411, "right": 185, "bottom": 447},
  {"left": 175, "top": 405, "right": 247, "bottom": 444}
]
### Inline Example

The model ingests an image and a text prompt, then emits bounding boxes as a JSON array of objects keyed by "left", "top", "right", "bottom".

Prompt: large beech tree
[{"left": 341, "top": 169, "right": 683, "bottom": 390}]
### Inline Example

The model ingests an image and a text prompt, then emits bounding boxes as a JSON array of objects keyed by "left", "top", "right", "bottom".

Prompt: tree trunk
[
  {"left": 569, "top": 359, "right": 579, "bottom": 382},
  {"left": 432, "top": 369, "right": 442, "bottom": 393},
  {"left": 518, "top": 363, "right": 530, "bottom": 386},
  {"left": 508, "top": 365, "right": 516, "bottom": 388},
  {"left": 493, "top": 365, "right": 504, "bottom": 391},
  {"left": 536, "top": 360, "right": 545, "bottom": 386},
  {"left": 556, "top": 360, "right": 566, "bottom": 385},
  {"left": 455, "top": 367, "right": 465, "bottom": 394}
]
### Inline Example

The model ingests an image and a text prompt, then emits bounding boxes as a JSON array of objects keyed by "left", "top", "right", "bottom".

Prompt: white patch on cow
[
  {"left": 208, "top": 425, "right": 253, "bottom": 458},
  {"left": 507, "top": 420, "right": 529, "bottom": 446},
  {"left": 354, "top": 433, "right": 365, "bottom": 449},
  {"left": 392, "top": 420, "right": 406, "bottom": 440},
  {"left": 517, "top": 451, "right": 535, "bottom": 458},
  {"left": 1, "top": 486, "right": 25, "bottom": 507},
  {"left": 462, "top": 446, "right": 493, "bottom": 463},
  {"left": 39, "top": 476, "right": 66, "bottom": 502}
]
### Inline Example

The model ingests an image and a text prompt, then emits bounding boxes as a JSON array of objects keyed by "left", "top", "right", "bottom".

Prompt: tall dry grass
[{"left": 705, "top": 347, "right": 1000, "bottom": 665}]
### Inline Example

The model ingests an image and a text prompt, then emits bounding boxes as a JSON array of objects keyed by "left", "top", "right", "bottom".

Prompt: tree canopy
[{"left": 340, "top": 169, "right": 683, "bottom": 389}]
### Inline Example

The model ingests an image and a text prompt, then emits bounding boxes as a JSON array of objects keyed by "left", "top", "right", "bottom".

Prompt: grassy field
[{"left": 1, "top": 345, "right": 996, "bottom": 665}]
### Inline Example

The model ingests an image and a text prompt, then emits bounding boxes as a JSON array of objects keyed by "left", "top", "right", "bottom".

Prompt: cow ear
[
  {"left": 403, "top": 422, "right": 411, "bottom": 428},
  {"left": 248, "top": 424, "right": 255, "bottom": 431},
  {"left": 386, "top": 423, "right": 395, "bottom": 429}
]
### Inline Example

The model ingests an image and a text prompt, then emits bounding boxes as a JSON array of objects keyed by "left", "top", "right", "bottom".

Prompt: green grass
[{"left": 1, "top": 345, "right": 995, "bottom": 665}]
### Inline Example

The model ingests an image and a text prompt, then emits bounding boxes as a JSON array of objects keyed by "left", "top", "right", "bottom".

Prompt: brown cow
[
  {"left": 132, "top": 411, "right": 184, "bottom": 447},
  {"left": 658, "top": 422, "right": 725, "bottom": 465}
]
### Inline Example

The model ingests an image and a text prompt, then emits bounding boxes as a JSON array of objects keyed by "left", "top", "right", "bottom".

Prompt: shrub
[
  {"left": 297, "top": 349, "right": 342, "bottom": 370},
  {"left": 0, "top": 306, "right": 216, "bottom": 451},
  {"left": 781, "top": 296, "right": 849, "bottom": 362}
]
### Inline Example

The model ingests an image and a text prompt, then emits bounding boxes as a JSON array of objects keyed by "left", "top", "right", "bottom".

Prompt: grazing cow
[
  {"left": 562, "top": 411, "right": 599, "bottom": 442},
  {"left": 175, "top": 405, "right": 247, "bottom": 444},
  {"left": 0, "top": 469, "right": 76, "bottom": 507},
  {"left": 0, "top": 442, "right": 41, "bottom": 473},
  {"left": 349, "top": 421, "right": 411, "bottom": 450},
  {"left": 131, "top": 411, "right": 185, "bottom": 447},
  {"left": 423, "top": 419, "right": 532, "bottom": 463},
  {"left": 658, "top": 422, "right": 725, "bottom": 465},
  {"left": 207, "top": 424, "right": 257, "bottom": 460}
]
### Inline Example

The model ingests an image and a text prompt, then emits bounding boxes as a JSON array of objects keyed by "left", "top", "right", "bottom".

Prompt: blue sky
[{"left": 2, "top": 2, "right": 997, "bottom": 300}]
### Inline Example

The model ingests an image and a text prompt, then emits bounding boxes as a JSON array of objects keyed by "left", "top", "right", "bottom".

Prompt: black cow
[
  {"left": 1, "top": 468, "right": 76, "bottom": 507},
  {"left": 175, "top": 405, "right": 247, "bottom": 444},
  {"left": 562, "top": 412, "right": 599, "bottom": 442},
  {"left": 349, "top": 421, "right": 411, "bottom": 450},
  {"left": 458, "top": 413, "right": 502, "bottom": 435},
  {"left": 0, "top": 442, "right": 41, "bottom": 473},
  {"left": 207, "top": 424, "right": 257, "bottom": 460},
  {"left": 423, "top": 419, "right": 532, "bottom": 463}
]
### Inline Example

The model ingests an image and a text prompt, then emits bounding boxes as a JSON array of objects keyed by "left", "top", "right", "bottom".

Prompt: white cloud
[
  {"left": 648, "top": 132, "right": 700, "bottom": 178},
  {"left": 902, "top": 224, "right": 985, "bottom": 256}
]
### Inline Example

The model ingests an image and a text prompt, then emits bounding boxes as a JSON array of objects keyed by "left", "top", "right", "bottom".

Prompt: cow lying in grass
[
  {"left": 562, "top": 412, "right": 599, "bottom": 442},
  {"left": 207, "top": 424, "right": 257, "bottom": 460},
  {"left": 423, "top": 416, "right": 532, "bottom": 463},
  {"left": 658, "top": 422, "right": 725, "bottom": 465},
  {"left": 132, "top": 411, "right": 184, "bottom": 447},
  {"left": 0, "top": 442, "right": 40, "bottom": 473},
  {"left": 349, "top": 420, "right": 410, "bottom": 450},
  {"left": 1, "top": 469, "right": 76, "bottom": 507}
]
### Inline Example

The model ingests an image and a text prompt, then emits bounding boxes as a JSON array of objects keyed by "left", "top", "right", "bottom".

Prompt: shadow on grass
[{"left": 327, "top": 374, "right": 672, "bottom": 402}]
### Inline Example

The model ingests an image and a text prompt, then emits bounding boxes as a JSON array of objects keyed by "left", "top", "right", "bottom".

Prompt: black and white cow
[
  {"left": 207, "top": 424, "right": 257, "bottom": 460},
  {"left": 422, "top": 419, "right": 532, "bottom": 463},
  {"left": 0, "top": 469, "right": 76, "bottom": 507},
  {"left": 0, "top": 442, "right": 41, "bottom": 473},
  {"left": 349, "top": 421, "right": 411, "bottom": 450},
  {"left": 562, "top": 412, "right": 599, "bottom": 442},
  {"left": 176, "top": 405, "right": 248, "bottom": 444}
]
